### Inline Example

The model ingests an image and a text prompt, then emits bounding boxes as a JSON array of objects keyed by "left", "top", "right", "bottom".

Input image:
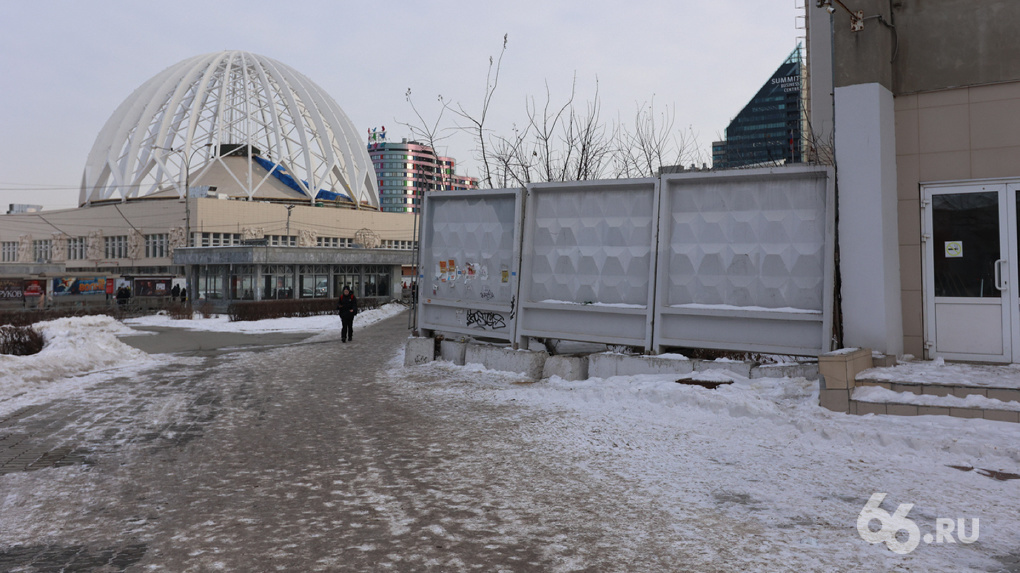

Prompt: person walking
[
  {"left": 116, "top": 286, "right": 129, "bottom": 306},
  {"left": 337, "top": 286, "right": 358, "bottom": 343}
]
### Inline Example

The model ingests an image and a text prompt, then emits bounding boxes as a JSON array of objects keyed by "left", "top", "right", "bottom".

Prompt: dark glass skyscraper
[{"left": 713, "top": 48, "right": 803, "bottom": 169}]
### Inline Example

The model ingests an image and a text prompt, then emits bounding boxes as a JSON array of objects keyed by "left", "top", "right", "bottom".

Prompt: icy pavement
[
  {"left": 123, "top": 301, "right": 407, "bottom": 334},
  {"left": 0, "top": 308, "right": 1018, "bottom": 571}
]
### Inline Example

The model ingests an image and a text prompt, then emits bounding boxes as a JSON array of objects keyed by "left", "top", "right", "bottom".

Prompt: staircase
[
  {"left": 817, "top": 348, "right": 1020, "bottom": 423},
  {"left": 852, "top": 366, "right": 1020, "bottom": 423}
]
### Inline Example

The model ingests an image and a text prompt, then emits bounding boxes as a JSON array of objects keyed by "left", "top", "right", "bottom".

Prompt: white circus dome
[{"left": 80, "top": 50, "right": 378, "bottom": 208}]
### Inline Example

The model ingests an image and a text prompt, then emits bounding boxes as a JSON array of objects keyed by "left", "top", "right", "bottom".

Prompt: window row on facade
[
  {"left": 195, "top": 263, "right": 394, "bottom": 301},
  {"left": 0, "top": 234, "right": 171, "bottom": 262},
  {"left": 0, "top": 233, "right": 416, "bottom": 263}
]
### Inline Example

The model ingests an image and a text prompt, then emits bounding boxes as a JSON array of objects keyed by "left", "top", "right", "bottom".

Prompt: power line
[{"left": 0, "top": 182, "right": 152, "bottom": 192}]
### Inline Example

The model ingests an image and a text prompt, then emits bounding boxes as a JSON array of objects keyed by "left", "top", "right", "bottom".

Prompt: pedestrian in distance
[
  {"left": 337, "top": 286, "right": 358, "bottom": 343},
  {"left": 116, "top": 286, "right": 130, "bottom": 306}
]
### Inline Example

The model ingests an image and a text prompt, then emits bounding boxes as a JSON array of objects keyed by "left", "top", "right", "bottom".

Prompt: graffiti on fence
[{"left": 466, "top": 309, "right": 506, "bottom": 330}]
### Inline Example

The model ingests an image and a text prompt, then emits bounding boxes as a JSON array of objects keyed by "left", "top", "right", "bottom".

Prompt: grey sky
[{"left": 0, "top": 1, "right": 802, "bottom": 210}]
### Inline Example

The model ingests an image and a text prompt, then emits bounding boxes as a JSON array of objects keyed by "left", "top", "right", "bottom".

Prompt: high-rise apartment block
[{"left": 369, "top": 137, "right": 478, "bottom": 213}]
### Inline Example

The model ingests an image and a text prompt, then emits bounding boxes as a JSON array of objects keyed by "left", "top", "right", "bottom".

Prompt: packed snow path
[
  {"left": 1, "top": 311, "right": 1018, "bottom": 571},
  {"left": 0, "top": 313, "right": 697, "bottom": 571}
]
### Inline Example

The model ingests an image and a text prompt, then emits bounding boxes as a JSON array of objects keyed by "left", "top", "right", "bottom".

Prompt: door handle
[{"left": 995, "top": 259, "right": 1008, "bottom": 291}]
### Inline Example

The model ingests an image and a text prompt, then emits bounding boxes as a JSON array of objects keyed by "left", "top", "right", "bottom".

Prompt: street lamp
[
  {"left": 156, "top": 143, "right": 214, "bottom": 247},
  {"left": 156, "top": 143, "right": 214, "bottom": 303}
]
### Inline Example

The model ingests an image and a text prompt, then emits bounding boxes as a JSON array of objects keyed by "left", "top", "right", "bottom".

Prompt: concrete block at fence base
[
  {"left": 542, "top": 355, "right": 589, "bottom": 381},
  {"left": 750, "top": 363, "right": 820, "bottom": 380},
  {"left": 404, "top": 337, "right": 435, "bottom": 368},
  {"left": 694, "top": 359, "right": 752, "bottom": 378},
  {"left": 588, "top": 353, "right": 694, "bottom": 379},
  {"left": 464, "top": 345, "right": 548, "bottom": 379},
  {"left": 440, "top": 340, "right": 468, "bottom": 365}
]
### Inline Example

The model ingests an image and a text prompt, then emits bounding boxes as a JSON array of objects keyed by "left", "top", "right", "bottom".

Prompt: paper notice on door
[{"left": 945, "top": 241, "right": 963, "bottom": 258}]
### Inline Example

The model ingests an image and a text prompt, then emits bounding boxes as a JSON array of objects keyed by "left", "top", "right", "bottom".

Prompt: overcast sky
[{"left": 0, "top": 1, "right": 802, "bottom": 211}]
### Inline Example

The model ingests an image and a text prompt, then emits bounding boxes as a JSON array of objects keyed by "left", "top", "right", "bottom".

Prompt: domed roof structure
[{"left": 80, "top": 51, "right": 378, "bottom": 208}]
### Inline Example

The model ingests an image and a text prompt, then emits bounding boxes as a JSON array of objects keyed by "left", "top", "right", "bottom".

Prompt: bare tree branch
[
  {"left": 403, "top": 34, "right": 712, "bottom": 188},
  {"left": 445, "top": 34, "right": 509, "bottom": 189},
  {"left": 612, "top": 99, "right": 704, "bottom": 177}
]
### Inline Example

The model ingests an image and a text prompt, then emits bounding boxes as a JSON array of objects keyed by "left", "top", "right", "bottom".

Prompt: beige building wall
[
  {"left": 194, "top": 199, "right": 416, "bottom": 246},
  {"left": 0, "top": 198, "right": 416, "bottom": 270},
  {"left": 895, "top": 80, "right": 1020, "bottom": 356}
]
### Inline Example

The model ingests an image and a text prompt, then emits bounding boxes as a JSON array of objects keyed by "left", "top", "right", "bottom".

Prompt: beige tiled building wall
[
  {"left": 0, "top": 199, "right": 416, "bottom": 269},
  {"left": 895, "top": 81, "right": 1020, "bottom": 356},
  {"left": 195, "top": 200, "right": 416, "bottom": 243}
]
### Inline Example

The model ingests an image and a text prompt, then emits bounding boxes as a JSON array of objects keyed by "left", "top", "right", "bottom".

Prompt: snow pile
[
  {"left": 124, "top": 302, "right": 407, "bottom": 334},
  {"left": 399, "top": 361, "right": 1020, "bottom": 571},
  {"left": 0, "top": 315, "right": 155, "bottom": 402},
  {"left": 0, "top": 304, "right": 408, "bottom": 418}
]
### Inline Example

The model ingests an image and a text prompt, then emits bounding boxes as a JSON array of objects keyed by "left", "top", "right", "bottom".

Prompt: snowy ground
[
  {"left": 0, "top": 315, "right": 167, "bottom": 417},
  {"left": 393, "top": 360, "right": 1020, "bottom": 571},
  {"left": 0, "top": 303, "right": 406, "bottom": 418},
  {"left": 1, "top": 306, "right": 1018, "bottom": 571},
  {"left": 123, "top": 301, "right": 407, "bottom": 334}
]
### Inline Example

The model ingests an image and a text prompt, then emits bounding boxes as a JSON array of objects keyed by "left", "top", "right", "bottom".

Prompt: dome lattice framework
[{"left": 80, "top": 51, "right": 378, "bottom": 208}]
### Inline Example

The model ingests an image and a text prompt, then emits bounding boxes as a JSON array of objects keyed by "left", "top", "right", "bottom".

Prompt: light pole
[
  {"left": 156, "top": 143, "right": 214, "bottom": 247},
  {"left": 156, "top": 143, "right": 214, "bottom": 302}
]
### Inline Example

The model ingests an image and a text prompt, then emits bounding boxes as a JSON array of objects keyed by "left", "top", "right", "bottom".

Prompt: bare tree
[
  {"left": 402, "top": 90, "right": 449, "bottom": 157},
  {"left": 802, "top": 115, "right": 835, "bottom": 166},
  {"left": 489, "top": 123, "right": 534, "bottom": 188},
  {"left": 612, "top": 99, "right": 704, "bottom": 177},
  {"left": 403, "top": 34, "right": 709, "bottom": 187},
  {"left": 445, "top": 34, "right": 509, "bottom": 189},
  {"left": 565, "top": 84, "right": 615, "bottom": 180},
  {"left": 487, "top": 76, "right": 615, "bottom": 186}
]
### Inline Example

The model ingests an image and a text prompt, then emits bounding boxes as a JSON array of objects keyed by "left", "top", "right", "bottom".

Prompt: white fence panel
[
  {"left": 653, "top": 166, "right": 835, "bottom": 355},
  {"left": 517, "top": 179, "right": 659, "bottom": 350},
  {"left": 417, "top": 188, "right": 523, "bottom": 342}
]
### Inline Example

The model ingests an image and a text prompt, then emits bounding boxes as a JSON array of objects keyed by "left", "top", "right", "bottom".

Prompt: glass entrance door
[{"left": 923, "top": 183, "right": 1011, "bottom": 362}]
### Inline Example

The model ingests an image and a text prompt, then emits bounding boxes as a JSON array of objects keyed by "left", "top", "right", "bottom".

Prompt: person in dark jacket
[
  {"left": 337, "top": 286, "right": 358, "bottom": 343},
  {"left": 116, "top": 286, "right": 131, "bottom": 306}
]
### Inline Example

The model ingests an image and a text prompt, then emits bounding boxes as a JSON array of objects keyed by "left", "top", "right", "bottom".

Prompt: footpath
[{"left": 0, "top": 311, "right": 694, "bottom": 572}]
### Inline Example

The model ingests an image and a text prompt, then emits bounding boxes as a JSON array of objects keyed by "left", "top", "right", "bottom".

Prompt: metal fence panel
[
  {"left": 517, "top": 179, "right": 659, "bottom": 350},
  {"left": 417, "top": 188, "right": 523, "bottom": 342},
  {"left": 653, "top": 166, "right": 834, "bottom": 355}
]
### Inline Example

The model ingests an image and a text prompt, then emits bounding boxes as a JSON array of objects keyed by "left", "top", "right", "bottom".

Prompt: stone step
[
  {"left": 854, "top": 379, "right": 1020, "bottom": 402},
  {"left": 850, "top": 386, "right": 1020, "bottom": 423}
]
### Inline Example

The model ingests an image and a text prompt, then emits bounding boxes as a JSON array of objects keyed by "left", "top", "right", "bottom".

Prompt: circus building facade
[{"left": 0, "top": 51, "right": 418, "bottom": 307}]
